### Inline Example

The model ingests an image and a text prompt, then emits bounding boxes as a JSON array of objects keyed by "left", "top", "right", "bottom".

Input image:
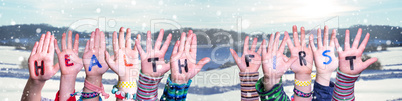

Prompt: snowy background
[{"left": 1, "top": 0, "right": 402, "bottom": 101}]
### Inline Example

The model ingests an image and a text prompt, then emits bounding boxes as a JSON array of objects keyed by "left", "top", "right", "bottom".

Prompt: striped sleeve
[
  {"left": 239, "top": 72, "right": 259, "bottom": 101},
  {"left": 160, "top": 75, "right": 191, "bottom": 101},
  {"left": 256, "top": 78, "right": 290, "bottom": 101},
  {"left": 332, "top": 69, "right": 360, "bottom": 101},
  {"left": 136, "top": 71, "right": 163, "bottom": 101}
]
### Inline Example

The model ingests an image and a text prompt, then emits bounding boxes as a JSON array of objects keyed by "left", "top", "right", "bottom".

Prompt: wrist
[
  {"left": 61, "top": 74, "right": 77, "bottom": 81},
  {"left": 171, "top": 77, "right": 188, "bottom": 84},
  {"left": 28, "top": 78, "right": 46, "bottom": 87},
  {"left": 294, "top": 73, "right": 311, "bottom": 81},
  {"left": 85, "top": 75, "right": 102, "bottom": 86},
  {"left": 262, "top": 76, "right": 280, "bottom": 91},
  {"left": 316, "top": 73, "right": 332, "bottom": 86}
]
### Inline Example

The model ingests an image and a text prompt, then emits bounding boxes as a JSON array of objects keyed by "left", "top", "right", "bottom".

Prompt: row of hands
[
  {"left": 230, "top": 25, "right": 377, "bottom": 88},
  {"left": 28, "top": 27, "right": 211, "bottom": 86}
]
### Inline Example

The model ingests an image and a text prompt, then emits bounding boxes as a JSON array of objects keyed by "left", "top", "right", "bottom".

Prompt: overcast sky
[{"left": 0, "top": 0, "right": 401, "bottom": 33}]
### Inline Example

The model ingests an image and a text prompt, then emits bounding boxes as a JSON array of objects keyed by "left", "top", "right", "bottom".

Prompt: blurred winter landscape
[{"left": 1, "top": 0, "right": 402, "bottom": 100}]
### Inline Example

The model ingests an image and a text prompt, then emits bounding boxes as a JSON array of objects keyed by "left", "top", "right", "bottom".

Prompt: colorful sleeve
[
  {"left": 332, "top": 69, "right": 360, "bottom": 101},
  {"left": 239, "top": 72, "right": 259, "bottom": 101},
  {"left": 256, "top": 78, "right": 290, "bottom": 101},
  {"left": 160, "top": 75, "right": 191, "bottom": 101},
  {"left": 136, "top": 71, "right": 163, "bottom": 101},
  {"left": 312, "top": 81, "right": 334, "bottom": 101}
]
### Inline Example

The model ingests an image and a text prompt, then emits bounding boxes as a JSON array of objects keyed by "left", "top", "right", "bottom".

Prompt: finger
[
  {"left": 42, "top": 32, "right": 51, "bottom": 53},
  {"left": 257, "top": 42, "right": 262, "bottom": 55},
  {"left": 285, "top": 32, "right": 295, "bottom": 49},
  {"left": 196, "top": 57, "right": 211, "bottom": 72},
  {"left": 243, "top": 36, "right": 250, "bottom": 53},
  {"left": 267, "top": 33, "right": 275, "bottom": 54},
  {"left": 352, "top": 28, "right": 362, "bottom": 49},
  {"left": 179, "top": 32, "right": 186, "bottom": 52},
  {"left": 135, "top": 39, "right": 145, "bottom": 55},
  {"left": 125, "top": 28, "right": 132, "bottom": 49},
  {"left": 272, "top": 32, "right": 280, "bottom": 56},
  {"left": 84, "top": 40, "right": 89, "bottom": 52},
  {"left": 362, "top": 57, "right": 377, "bottom": 69},
  {"left": 323, "top": 26, "right": 329, "bottom": 47},
  {"left": 190, "top": 34, "right": 197, "bottom": 58},
  {"left": 53, "top": 63, "right": 60, "bottom": 74},
  {"left": 37, "top": 34, "right": 45, "bottom": 53},
  {"left": 105, "top": 51, "right": 115, "bottom": 69},
  {"left": 94, "top": 28, "right": 100, "bottom": 49},
  {"left": 48, "top": 35, "right": 55, "bottom": 54},
  {"left": 230, "top": 49, "right": 240, "bottom": 64},
  {"left": 146, "top": 31, "right": 152, "bottom": 52},
  {"left": 344, "top": 30, "right": 351, "bottom": 50},
  {"left": 278, "top": 35, "right": 288, "bottom": 54},
  {"left": 61, "top": 33, "right": 67, "bottom": 50},
  {"left": 184, "top": 33, "right": 193, "bottom": 52},
  {"left": 262, "top": 39, "right": 267, "bottom": 55},
  {"left": 317, "top": 28, "right": 323, "bottom": 49},
  {"left": 286, "top": 56, "right": 298, "bottom": 68},
  {"left": 73, "top": 34, "right": 80, "bottom": 54},
  {"left": 54, "top": 39, "right": 61, "bottom": 54},
  {"left": 154, "top": 29, "right": 164, "bottom": 50},
  {"left": 100, "top": 31, "right": 106, "bottom": 51},
  {"left": 292, "top": 25, "right": 300, "bottom": 47},
  {"left": 309, "top": 34, "right": 317, "bottom": 52},
  {"left": 31, "top": 41, "right": 39, "bottom": 56},
  {"left": 300, "top": 27, "right": 306, "bottom": 48},
  {"left": 68, "top": 31, "right": 73, "bottom": 49},
  {"left": 161, "top": 33, "right": 172, "bottom": 53},
  {"left": 119, "top": 27, "right": 125, "bottom": 49},
  {"left": 330, "top": 29, "right": 336, "bottom": 47},
  {"left": 358, "top": 33, "right": 370, "bottom": 52},
  {"left": 112, "top": 31, "right": 118, "bottom": 53},
  {"left": 250, "top": 37, "right": 258, "bottom": 52},
  {"left": 334, "top": 38, "right": 342, "bottom": 52},
  {"left": 172, "top": 40, "right": 180, "bottom": 55},
  {"left": 89, "top": 31, "right": 95, "bottom": 49}
]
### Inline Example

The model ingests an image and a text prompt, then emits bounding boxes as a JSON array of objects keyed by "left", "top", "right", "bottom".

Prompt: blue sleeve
[{"left": 312, "top": 81, "right": 334, "bottom": 101}]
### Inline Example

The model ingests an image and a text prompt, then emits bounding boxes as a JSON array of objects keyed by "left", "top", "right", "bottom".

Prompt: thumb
[
  {"left": 53, "top": 63, "right": 60, "bottom": 75},
  {"left": 196, "top": 57, "right": 211, "bottom": 72},
  {"left": 229, "top": 48, "right": 240, "bottom": 65},
  {"left": 362, "top": 57, "right": 378, "bottom": 70},
  {"left": 105, "top": 51, "right": 116, "bottom": 69},
  {"left": 286, "top": 56, "right": 298, "bottom": 68}
]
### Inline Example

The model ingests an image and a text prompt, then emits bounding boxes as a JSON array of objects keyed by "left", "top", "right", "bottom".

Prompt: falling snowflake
[
  {"left": 216, "top": 11, "right": 221, "bottom": 16},
  {"left": 172, "top": 15, "right": 177, "bottom": 20},
  {"left": 131, "top": 0, "right": 136, "bottom": 5},
  {"left": 11, "top": 20, "right": 16, "bottom": 25},
  {"left": 96, "top": 8, "right": 101, "bottom": 13},
  {"left": 158, "top": 0, "right": 163, "bottom": 5},
  {"left": 36, "top": 28, "right": 41, "bottom": 33}
]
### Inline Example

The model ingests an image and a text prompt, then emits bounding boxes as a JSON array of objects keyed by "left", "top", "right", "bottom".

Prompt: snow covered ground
[{"left": 1, "top": 46, "right": 402, "bottom": 101}]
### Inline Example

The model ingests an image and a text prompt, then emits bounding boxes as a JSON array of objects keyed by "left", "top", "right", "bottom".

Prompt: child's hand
[
  {"left": 309, "top": 26, "right": 339, "bottom": 86},
  {"left": 287, "top": 26, "right": 314, "bottom": 80},
  {"left": 55, "top": 31, "right": 83, "bottom": 76},
  {"left": 261, "top": 32, "right": 297, "bottom": 86},
  {"left": 335, "top": 28, "right": 377, "bottom": 75},
  {"left": 105, "top": 27, "right": 140, "bottom": 81},
  {"left": 170, "top": 30, "right": 210, "bottom": 84},
  {"left": 135, "top": 29, "right": 172, "bottom": 77},
  {"left": 82, "top": 28, "right": 109, "bottom": 77},
  {"left": 230, "top": 36, "right": 262, "bottom": 73},
  {"left": 28, "top": 32, "right": 60, "bottom": 81}
]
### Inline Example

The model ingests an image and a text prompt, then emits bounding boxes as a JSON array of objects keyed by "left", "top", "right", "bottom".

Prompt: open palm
[
  {"left": 334, "top": 28, "right": 377, "bottom": 75},
  {"left": 230, "top": 36, "right": 262, "bottom": 73},
  {"left": 170, "top": 30, "right": 210, "bottom": 84}
]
